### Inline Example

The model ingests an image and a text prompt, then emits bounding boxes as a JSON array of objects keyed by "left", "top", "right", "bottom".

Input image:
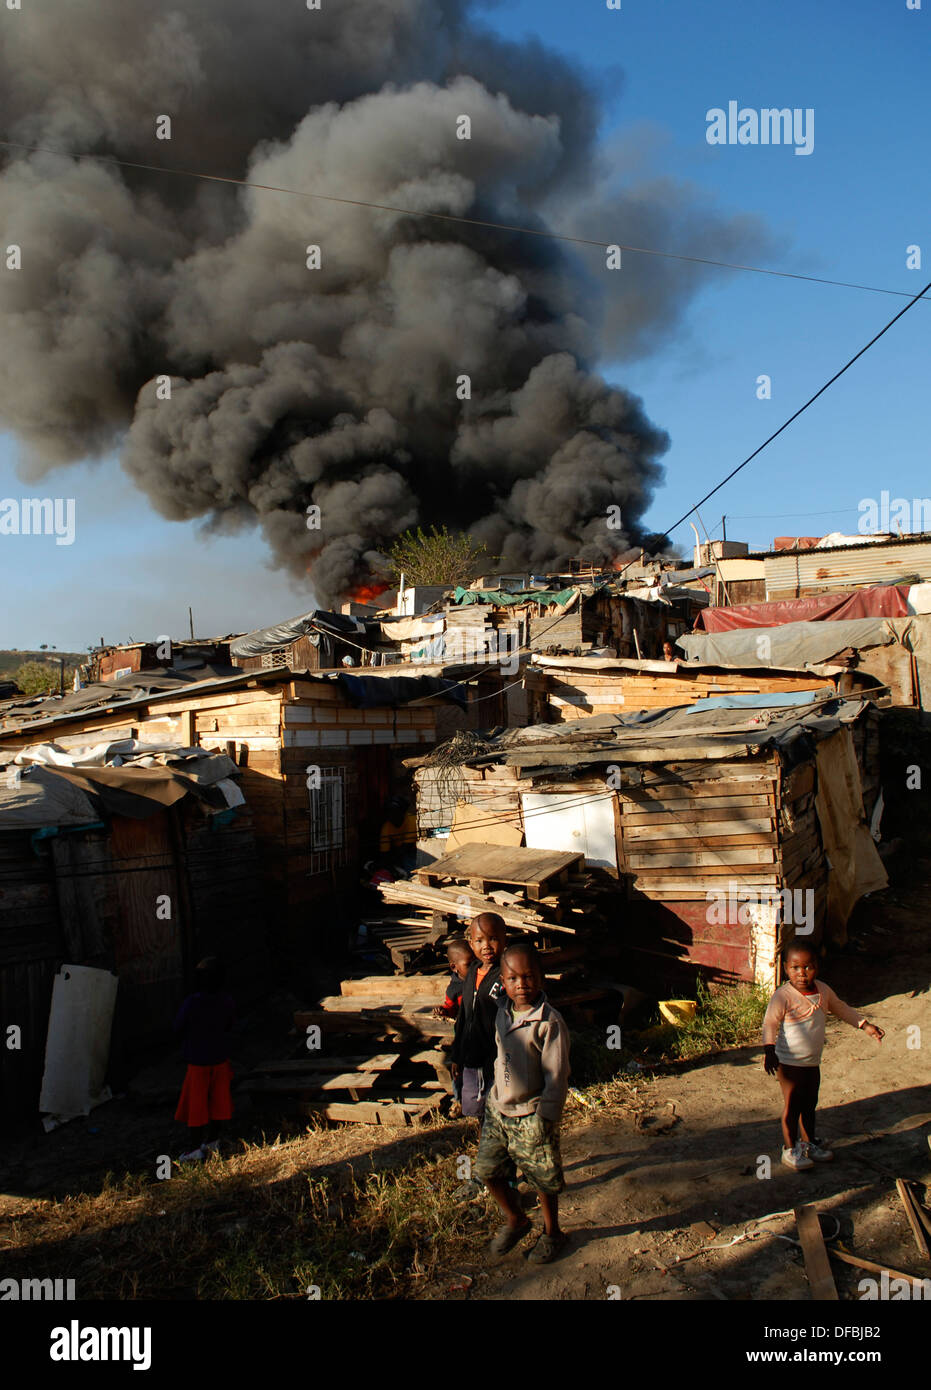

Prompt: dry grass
[{"left": 2, "top": 1077, "right": 654, "bottom": 1300}]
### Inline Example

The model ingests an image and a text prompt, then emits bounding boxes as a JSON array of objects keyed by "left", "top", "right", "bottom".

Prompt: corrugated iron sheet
[{"left": 765, "top": 541, "right": 931, "bottom": 598}]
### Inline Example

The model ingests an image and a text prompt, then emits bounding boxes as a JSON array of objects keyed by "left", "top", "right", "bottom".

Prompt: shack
[
  {"left": 0, "top": 743, "right": 263, "bottom": 1121},
  {"left": 0, "top": 661, "right": 513, "bottom": 968},
  {"left": 444, "top": 577, "right": 707, "bottom": 663},
  {"left": 410, "top": 693, "right": 887, "bottom": 993}
]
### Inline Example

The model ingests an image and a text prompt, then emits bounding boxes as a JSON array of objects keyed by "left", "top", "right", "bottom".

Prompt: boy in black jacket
[{"left": 450, "top": 913, "right": 507, "bottom": 1123}]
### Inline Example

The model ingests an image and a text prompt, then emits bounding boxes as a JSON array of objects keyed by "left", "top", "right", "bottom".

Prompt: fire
[{"left": 347, "top": 580, "right": 391, "bottom": 604}]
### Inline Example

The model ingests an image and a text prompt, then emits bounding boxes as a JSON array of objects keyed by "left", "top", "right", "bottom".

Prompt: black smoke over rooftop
[{"left": 0, "top": 1, "right": 768, "bottom": 600}]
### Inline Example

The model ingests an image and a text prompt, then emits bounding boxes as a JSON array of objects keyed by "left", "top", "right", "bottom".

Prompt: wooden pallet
[{"left": 414, "top": 843, "right": 585, "bottom": 899}]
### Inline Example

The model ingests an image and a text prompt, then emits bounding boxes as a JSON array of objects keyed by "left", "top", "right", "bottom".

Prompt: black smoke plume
[{"left": 0, "top": 1, "right": 767, "bottom": 600}]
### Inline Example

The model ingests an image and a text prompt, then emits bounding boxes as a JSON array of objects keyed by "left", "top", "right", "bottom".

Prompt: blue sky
[{"left": 1, "top": 0, "right": 927, "bottom": 651}]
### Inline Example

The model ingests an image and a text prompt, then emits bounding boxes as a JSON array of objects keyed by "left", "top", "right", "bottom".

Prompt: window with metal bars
[{"left": 308, "top": 766, "right": 349, "bottom": 873}]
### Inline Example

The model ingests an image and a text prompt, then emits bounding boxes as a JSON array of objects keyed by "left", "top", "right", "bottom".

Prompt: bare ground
[
  {"left": 424, "top": 847, "right": 931, "bottom": 1301},
  {"left": 2, "top": 841, "right": 930, "bottom": 1302}
]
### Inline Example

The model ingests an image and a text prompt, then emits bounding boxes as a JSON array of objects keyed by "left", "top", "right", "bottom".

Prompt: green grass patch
[{"left": 630, "top": 980, "right": 767, "bottom": 1062}]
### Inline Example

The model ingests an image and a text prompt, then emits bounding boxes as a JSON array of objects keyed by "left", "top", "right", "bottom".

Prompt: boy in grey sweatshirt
[{"left": 473, "top": 941, "right": 570, "bottom": 1264}]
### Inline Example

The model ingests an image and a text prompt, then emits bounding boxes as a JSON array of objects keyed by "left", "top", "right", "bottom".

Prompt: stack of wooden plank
[
  {"left": 243, "top": 977, "right": 455, "bottom": 1126},
  {"left": 444, "top": 605, "right": 495, "bottom": 663},
  {"left": 379, "top": 843, "right": 589, "bottom": 937}
]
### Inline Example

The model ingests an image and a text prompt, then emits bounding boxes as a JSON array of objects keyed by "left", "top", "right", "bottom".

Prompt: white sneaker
[
  {"left": 178, "top": 1145, "right": 206, "bottom": 1163},
  {"left": 781, "top": 1143, "right": 814, "bottom": 1170},
  {"left": 802, "top": 1139, "right": 834, "bottom": 1162}
]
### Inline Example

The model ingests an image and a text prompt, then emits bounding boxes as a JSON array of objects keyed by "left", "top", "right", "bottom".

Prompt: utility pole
[{"left": 188, "top": 607, "right": 194, "bottom": 639}]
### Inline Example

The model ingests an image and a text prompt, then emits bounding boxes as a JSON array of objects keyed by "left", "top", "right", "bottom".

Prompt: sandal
[
  {"left": 488, "top": 1219, "right": 532, "bottom": 1256},
  {"left": 527, "top": 1231, "right": 566, "bottom": 1264}
]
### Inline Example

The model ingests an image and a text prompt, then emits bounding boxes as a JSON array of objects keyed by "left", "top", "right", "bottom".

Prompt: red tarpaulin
[{"left": 695, "top": 585, "right": 910, "bottom": 632}]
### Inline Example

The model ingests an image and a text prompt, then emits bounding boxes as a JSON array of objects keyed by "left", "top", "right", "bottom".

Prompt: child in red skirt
[{"left": 174, "top": 956, "right": 235, "bottom": 1161}]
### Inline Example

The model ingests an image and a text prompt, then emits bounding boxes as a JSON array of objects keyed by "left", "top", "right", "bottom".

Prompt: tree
[
  {"left": 385, "top": 525, "right": 489, "bottom": 587},
  {"left": 12, "top": 660, "right": 73, "bottom": 697}
]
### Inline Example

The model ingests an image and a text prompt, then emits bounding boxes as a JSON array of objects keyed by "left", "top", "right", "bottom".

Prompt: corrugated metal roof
[{"left": 765, "top": 538, "right": 931, "bottom": 594}]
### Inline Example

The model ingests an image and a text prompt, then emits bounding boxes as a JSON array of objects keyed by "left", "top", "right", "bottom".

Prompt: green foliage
[
  {"left": 386, "top": 525, "right": 489, "bottom": 587},
  {"left": 11, "top": 660, "right": 73, "bottom": 696}
]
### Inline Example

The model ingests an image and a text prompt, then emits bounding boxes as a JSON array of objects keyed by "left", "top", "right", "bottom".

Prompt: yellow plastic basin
[{"left": 658, "top": 999, "right": 697, "bottom": 1026}]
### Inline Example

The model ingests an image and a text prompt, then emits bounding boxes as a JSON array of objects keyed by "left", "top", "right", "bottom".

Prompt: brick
[
  {"left": 348, "top": 729, "right": 373, "bottom": 745},
  {"left": 319, "top": 730, "right": 348, "bottom": 746}
]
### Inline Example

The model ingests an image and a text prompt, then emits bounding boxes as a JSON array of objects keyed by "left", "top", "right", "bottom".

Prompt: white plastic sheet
[{"left": 39, "top": 964, "right": 118, "bottom": 1127}]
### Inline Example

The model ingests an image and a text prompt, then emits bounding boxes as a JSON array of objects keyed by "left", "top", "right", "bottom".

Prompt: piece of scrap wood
[
  {"left": 829, "top": 1244, "right": 929, "bottom": 1287},
  {"left": 794, "top": 1205, "right": 839, "bottom": 1301},
  {"left": 896, "top": 1178, "right": 931, "bottom": 1259}
]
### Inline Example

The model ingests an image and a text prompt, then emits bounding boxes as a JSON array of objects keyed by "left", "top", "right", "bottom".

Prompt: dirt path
[{"left": 426, "top": 862, "right": 931, "bottom": 1301}]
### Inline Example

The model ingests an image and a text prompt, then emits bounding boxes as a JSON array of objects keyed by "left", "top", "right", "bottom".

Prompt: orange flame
[{"left": 346, "top": 580, "right": 391, "bottom": 604}]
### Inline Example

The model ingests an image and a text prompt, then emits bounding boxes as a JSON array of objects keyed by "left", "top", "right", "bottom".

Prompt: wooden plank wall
[
  {"left": 0, "top": 830, "right": 62, "bottom": 1122},
  {"left": 524, "top": 665, "right": 835, "bottom": 722},
  {"left": 618, "top": 757, "right": 783, "bottom": 899}
]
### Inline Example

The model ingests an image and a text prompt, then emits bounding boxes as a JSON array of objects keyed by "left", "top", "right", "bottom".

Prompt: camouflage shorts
[{"left": 473, "top": 1104, "right": 564, "bottom": 1196}]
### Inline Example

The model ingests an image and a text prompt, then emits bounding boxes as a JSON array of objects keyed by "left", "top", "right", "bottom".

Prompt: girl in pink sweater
[{"left": 763, "top": 943, "right": 884, "bottom": 1170}]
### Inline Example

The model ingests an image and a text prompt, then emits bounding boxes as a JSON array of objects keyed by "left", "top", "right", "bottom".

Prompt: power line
[
  {"left": 619, "top": 274, "right": 931, "bottom": 576},
  {"left": 0, "top": 137, "right": 926, "bottom": 303},
  {"left": 725, "top": 508, "right": 860, "bottom": 521}
]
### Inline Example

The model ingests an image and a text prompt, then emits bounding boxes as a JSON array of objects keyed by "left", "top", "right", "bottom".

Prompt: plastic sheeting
[
  {"left": 452, "top": 586, "right": 577, "bottom": 607},
  {"left": 1, "top": 743, "right": 242, "bottom": 826},
  {"left": 0, "top": 763, "right": 100, "bottom": 830},
  {"left": 230, "top": 608, "right": 367, "bottom": 657},
  {"left": 39, "top": 964, "right": 118, "bottom": 1125},
  {"left": 679, "top": 618, "right": 900, "bottom": 670},
  {"left": 336, "top": 672, "right": 466, "bottom": 709},
  {"left": 695, "top": 585, "right": 910, "bottom": 632},
  {"left": 813, "top": 728, "right": 888, "bottom": 946}
]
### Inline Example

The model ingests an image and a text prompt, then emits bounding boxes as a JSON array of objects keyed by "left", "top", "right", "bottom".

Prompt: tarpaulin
[
  {"left": 813, "top": 727, "right": 888, "bottom": 945},
  {"left": 230, "top": 609, "right": 367, "bottom": 657},
  {"left": 4, "top": 743, "right": 242, "bottom": 823},
  {"left": 678, "top": 618, "right": 900, "bottom": 670},
  {"left": 0, "top": 764, "right": 101, "bottom": 830},
  {"left": 695, "top": 585, "right": 910, "bottom": 631},
  {"left": 452, "top": 586, "right": 577, "bottom": 608},
  {"left": 336, "top": 673, "right": 466, "bottom": 708},
  {"left": 377, "top": 613, "right": 445, "bottom": 642}
]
